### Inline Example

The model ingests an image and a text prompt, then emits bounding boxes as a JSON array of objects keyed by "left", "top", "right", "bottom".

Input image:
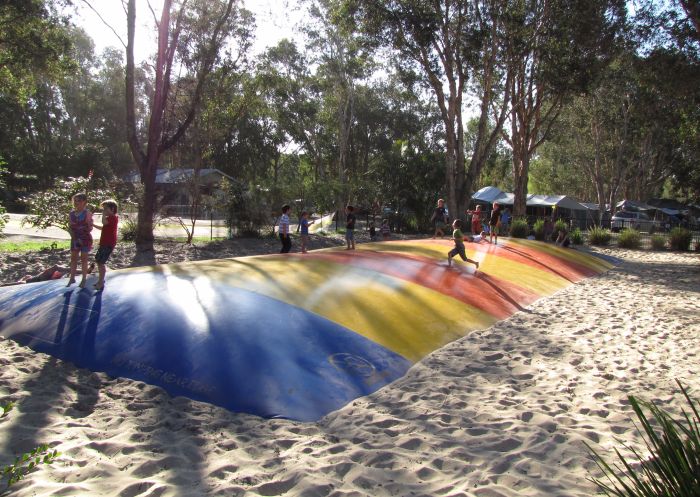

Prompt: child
[
  {"left": 345, "top": 205, "right": 356, "bottom": 250},
  {"left": 467, "top": 231, "right": 489, "bottom": 243},
  {"left": 447, "top": 219, "right": 479, "bottom": 271},
  {"left": 67, "top": 192, "right": 93, "bottom": 288},
  {"left": 489, "top": 202, "right": 501, "bottom": 245},
  {"left": 500, "top": 208, "right": 511, "bottom": 235},
  {"left": 300, "top": 211, "right": 315, "bottom": 254},
  {"left": 381, "top": 219, "right": 390, "bottom": 240},
  {"left": 431, "top": 198, "right": 448, "bottom": 238},
  {"left": 93, "top": 199, "right": 119, "bottom": 291},
  {"left": 467, "top": 205, "right": 482, "bottom": 235},
  {"left": 279, "top": 205, "right": 292, "bottom": 253},
  {"left": 369, "top": 222, "right": 377, "bottom": 241}
]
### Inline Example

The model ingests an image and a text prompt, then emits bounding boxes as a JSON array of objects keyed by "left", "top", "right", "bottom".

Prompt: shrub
[
  {"left": 588, "top": 226, "right": 612, "bottom": 246},
  {"left": 617, "top": 229, "right": 641, "bottom": 249},
  {"left": 668, "top": 227, "right": 692, "bottom": 251},
  {"left": 651, "top": 235, "right": 666, "bottom": 250},
  {"left": 533, "top": 219, "right": 545, "bottom": 240},
  {"left": 2, "top": 402, "right": 60, "bottom": 487},
  {"left": 21, "top": 176, "right": 125, "bottom": 235},
  {"left": 587, "top": 380, "right": 700, "bottom": 497},
  {"left": 509, "top": 218, "right": 529, "bottom": 238},
  {"left": 553, "top": 219, "right": 567, "bottom": 241},
  {"left": 120, "top": 214, "right": 138, "bottom": 242},
  {"left": 570, "top": 228, "right": 583, "bottom": 245}
]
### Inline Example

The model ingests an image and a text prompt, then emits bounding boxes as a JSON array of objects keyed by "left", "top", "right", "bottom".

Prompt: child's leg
[
  {"left": 458, "top": 247, "right": 479, "bottom": 270},
  {"left": 95, "top": 263, "right": 106, "bottom": 288},
  {"left": 67, "top": 249, "right": 78, "bottom": 285},
  {"left": 447, "top": 246, "right": 459, "bottom": 266},
  {"left": 79, "top": 251, "right": 89, "bottom": 287}
]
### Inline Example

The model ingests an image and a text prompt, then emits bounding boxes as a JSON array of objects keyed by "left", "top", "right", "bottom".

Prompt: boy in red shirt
[{"left": 93, "top": 199, "right": 119, "bottom": 291}]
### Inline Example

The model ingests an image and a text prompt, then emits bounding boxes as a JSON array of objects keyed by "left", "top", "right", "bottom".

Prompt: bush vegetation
[
  {"left": 587, "top": 380, "right": 700, "bottom": 497},
  {"left": 533, "top": 219, "right": 545, "bottom": 240},
  {"left": 21, "top": 176, "right": 130, "bottom": 235},
  {"left": 570, "top": 227, "right": 583, "bottom": 245},
  {"left": 588, "top": 226, "right": 612, "bottom": 245},
  {"left": 509, "top": 218, "right": 530, "bottom": 238},
  {"left": 553, "top": 219, "right": 567, "bottom": 241},
  {"left": 651, "top": 235, "right": 666, "bottom": 250},
  {"left": 668, "top": 227, "right": 692, "bottom": 251},
  {"left": 1, "top": 402, "right": 60, "bottom": 488},
  {"left": 618, "top": 228, "right": 642, "bottom": 249}
]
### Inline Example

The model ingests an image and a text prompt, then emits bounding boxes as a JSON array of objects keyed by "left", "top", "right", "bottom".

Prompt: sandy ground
[{"left": 0, "top": 240, "right": 698, "bottom": 497}]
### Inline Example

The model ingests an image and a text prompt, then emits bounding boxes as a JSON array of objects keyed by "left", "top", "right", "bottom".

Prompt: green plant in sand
[
  {"left": 588, "top": 226, "right": 612, "bottom": 246},
  {"left": 650, "top": 235, "right": 666, "bottom": 250},
  {"left": 668, "top": 228, "right": 691, "bottom": 251},
  {"left": 1, "top": 402, "right": 60, "bottom": 488},
  {"left": 533, "top": 219, "right": 545, "bottom": 240},
  {"left": 586, "top": 380, "right": 700, "bottom": 497},
  {"left": 509, "top": 218, "right": 530, "bottom": 238},
  {"left": 569, "top": 228, "right": 583, "bottom": 245},
  {"left": 617, "top": 229, "right": 641, "bottom": 249}
]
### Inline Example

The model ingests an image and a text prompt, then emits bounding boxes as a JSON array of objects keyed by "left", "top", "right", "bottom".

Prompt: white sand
[{"left": 1, "top": 248, "right": 698, "bottom": 496}]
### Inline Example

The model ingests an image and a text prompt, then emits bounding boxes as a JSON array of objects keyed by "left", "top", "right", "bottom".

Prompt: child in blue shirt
[{"left": 300, "top": 211, "right": 315, "bottom": 253}]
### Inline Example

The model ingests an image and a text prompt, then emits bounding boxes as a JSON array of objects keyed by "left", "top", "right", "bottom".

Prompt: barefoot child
[
  {"left": 300, "top": 211, "right": 314, "bottom": 253},
  {"left": 345, "top": 205, "right": 356, "bottom": 250},
  {"left": 93, "top": 199, "right": 119, "bottom": 291},
  {"left": 467, "top": 231, "right": 489, "bottom": 243},
  {"left": 279, "top": 205, "right": 292, "bottom": 253},
  {"left": 447, "top": 219, "right": 479, "bottom": 271},
  {"left": 67, "top": 193, "right": 93, "bottom": 287}
]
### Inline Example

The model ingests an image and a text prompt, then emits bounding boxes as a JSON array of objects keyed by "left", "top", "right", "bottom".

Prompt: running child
[{"left": 447, "top": 219, "right": 479, "bottom": 270}]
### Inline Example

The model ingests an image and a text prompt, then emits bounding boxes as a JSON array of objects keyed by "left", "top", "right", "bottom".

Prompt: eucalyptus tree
[
  {"left": 500, "top": 0, "right": 626, "bottom": 217},
  {"left": 256, "top": 39, "right": 326, "bottom": 181},
  {"left": 0, "top": 0, "right": 75, "bottom": 100},
  {"left": 303, "top": 0, "right": 372, "bottom": 211},
  {"left": 124, "top": 0, "right": 253, "bottom": 255},
  {"left": 345, "top": 0, "right": 511, "bottom": 218},
  {"left": 0, "top": 26, "right": 122, "bottom": 193}
]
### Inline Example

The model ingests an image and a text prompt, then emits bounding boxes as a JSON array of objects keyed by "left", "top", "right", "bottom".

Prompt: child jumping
[
  {"left": 447, "top": 219, "right": 479, "bottom": 271},
  {"left": 67, "top": 192, "right": 93, "bottom": 288},
  {"left": 93, "top": 199, "right": 119, "bottom": 291}
]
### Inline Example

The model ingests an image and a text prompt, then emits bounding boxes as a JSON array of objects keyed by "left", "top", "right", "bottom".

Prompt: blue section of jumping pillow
[{"left": 0, "top": 272, "right": 411, "bottom": 421}]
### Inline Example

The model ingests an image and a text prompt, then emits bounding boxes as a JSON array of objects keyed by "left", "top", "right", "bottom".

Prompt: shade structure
[{"left": 0, "top": 239, "right": 616, "bottom": 421}]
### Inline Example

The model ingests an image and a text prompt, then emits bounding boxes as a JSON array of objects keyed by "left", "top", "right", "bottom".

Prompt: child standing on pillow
[
  {"left": 67, "top": 192, "right": 93, "bottom": 288},
  {"left": 93, "top": 199, "right": 119, "bottom": 291}
]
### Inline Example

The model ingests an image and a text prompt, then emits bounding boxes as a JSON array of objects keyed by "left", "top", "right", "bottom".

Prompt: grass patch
[{"left": 0, "top": 240, "right": 70, "bottom": 253}]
